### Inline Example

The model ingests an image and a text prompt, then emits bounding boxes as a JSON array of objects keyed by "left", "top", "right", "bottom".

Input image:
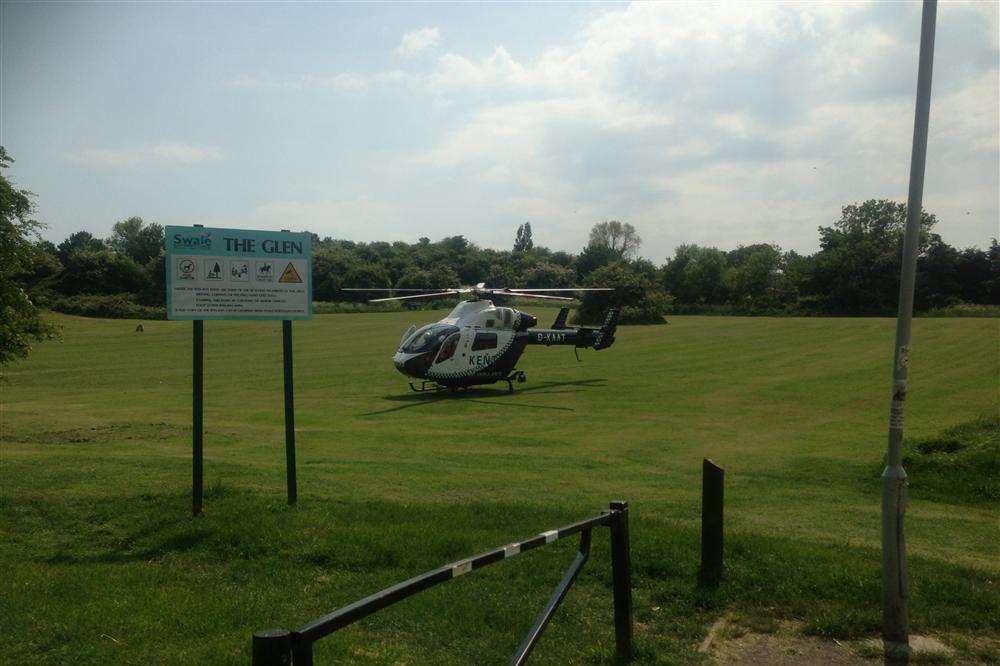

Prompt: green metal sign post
[
  {"left": 282, "top": 320, "right": 297, "bottom": 505},
  {"left": 193, "top": 319, "right": 204, "bottom": 516},
  {"left": 166, "top": 225, "right": 312, "bottom": 515}
]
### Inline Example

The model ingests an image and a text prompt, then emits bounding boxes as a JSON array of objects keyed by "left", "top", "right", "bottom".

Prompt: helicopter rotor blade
[
  {"left": 344, "top": 285, "right": 607, "bottom": 293},
  {"left": 367, "top": 291, "right": 460, "bottom": 302},
  {"left": 504, "top": 288, "right": 614, "bottom": 292},
  {"left": 489, "top": 290, "right": 574, "bottom": 301},
  {"left": 344, "top": 285, "right": 607, "bottom": 302}
]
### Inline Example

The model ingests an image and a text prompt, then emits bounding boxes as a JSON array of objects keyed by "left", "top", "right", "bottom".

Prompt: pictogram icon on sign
[
  {"left": 279, "top": 262, "right": 303, "bottom": 284},
  {"left": 230, "top": 260, "right": 250, "bottom": 282},
  {"left": 205, "top": 260, "right": 224, "bottom": 280},
  {"left": 255, "top": 261, "right": 275, "bottom": 282},
  {"left": 177, "top": 258, "right": 197, "bottom": 280}
]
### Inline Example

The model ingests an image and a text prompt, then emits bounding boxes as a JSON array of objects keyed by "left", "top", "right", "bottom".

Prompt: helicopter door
[{"left": 434, "top": 332, "right": 460, "bottom": 364}]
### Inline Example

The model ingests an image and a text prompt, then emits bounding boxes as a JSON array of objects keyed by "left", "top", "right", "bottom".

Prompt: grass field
[{"left": 2, "top": 311, "right": 997, "bottom": 664}]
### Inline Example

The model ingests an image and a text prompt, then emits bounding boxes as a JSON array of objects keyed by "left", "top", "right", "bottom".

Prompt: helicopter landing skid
[
  {"left": 408, "top": 381, "right": 448, "bottom": 393},
  {"left": 504, "top": 370, "right": 527, "bottom": 393}
]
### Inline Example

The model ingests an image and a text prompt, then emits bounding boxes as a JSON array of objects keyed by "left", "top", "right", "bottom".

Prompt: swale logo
[{"left": 172, "top": 231, "right": 212, "bottom": 250}]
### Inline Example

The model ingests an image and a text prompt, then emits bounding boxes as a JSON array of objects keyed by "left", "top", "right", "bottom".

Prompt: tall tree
[
  {"left": 311, "top": 247, "right": 363, "bottom": 301},
  {"left": 108, "top": 216, "right": 164, "bottom": 265},
  {"left": 588, "top": 220, "right": 641, "bottom": 259},
  {"left": 915, "top": 234, "right": 962, "bottom": 309},
  {"left": 812, "top": 200, "right": 936, "bottom": 314},
  {"left": 989, "top": 239, "right": 1000, "bottom": 304},
  {"left": 661, "top": 244, "right": 729, "bottom": 304},
  {"left": 725, "top": 244, "right": 785, "bottom": 309},
  {"left": 56, "top": 230, "right": 104, "bottom": 264},
  {"left": 578, "top": 262, "right": 669, "bottom": 325},
  {"left": 575, "top": 243, "right": 618, "bottom": 278},
  {"left": 522, "top": 261, "right": 575, "bottom": 288},
  {"left": 0, "top": 147, "right": 58, "bottom": 367},
  {"left": 513, "top": 222, "right": 534, "bottom": 252},
  {"left": 21, "top": 240, "right": 62, "bottom": 289}
]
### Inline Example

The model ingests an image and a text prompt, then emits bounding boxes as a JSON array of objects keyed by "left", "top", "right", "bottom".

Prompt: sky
[{"left": 1, "top": 1, "right": 997, "bottom": 261}]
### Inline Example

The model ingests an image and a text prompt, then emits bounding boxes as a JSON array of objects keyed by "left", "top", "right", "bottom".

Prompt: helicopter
[{"left": 343, "top": 284, "right": 619, "bottom": 393}]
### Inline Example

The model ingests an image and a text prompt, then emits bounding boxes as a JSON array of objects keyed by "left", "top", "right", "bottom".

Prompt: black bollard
[
  {"left": 252, "top": 629, "right": 291, "bottom": 666},
  {"left": 609, "top": 500, "right": 635, "bottom": 661},
  {"left": 700, "top": 459, "right": 724, "bottom": 586}
]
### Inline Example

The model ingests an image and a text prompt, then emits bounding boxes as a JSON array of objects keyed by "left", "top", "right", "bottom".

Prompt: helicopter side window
[
  {"left": 471, "top": 332, "right": 497, "bottom": 351},
  {"left": 401, "top": 324, "right": 459, "bottom": 354},
  {"left": 494, "top": 307, "right": 514, "bottom": 329}
]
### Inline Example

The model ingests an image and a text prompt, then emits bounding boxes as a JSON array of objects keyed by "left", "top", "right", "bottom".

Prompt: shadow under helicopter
[{"left": 360, "top": 378, "right": 607, "bottom": 416}]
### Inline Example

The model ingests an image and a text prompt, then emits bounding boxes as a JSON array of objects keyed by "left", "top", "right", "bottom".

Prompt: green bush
[
  {"left": 312, "top": 300, "right": 460, "bottom": 314},
  {"left": 48, "top": 293, "right": 165, "bottom": 320},
  {"left": 522, "top": 261, "right": 576, "bottom": 288},
  {"left": 393, "top": 266, "right": 460, "bottom": 309},
  {"left": 138, "top": 253, "right": 165, "bottom": 307},
  {"left": 27, "top": 285, "right": 59, "bottom": 308},
  {"left": 54, "top": 249, "right": 147, "bottom": 295},
  {"left": 575, "top": 262, "right": 669, "bottom": 325},
  {"left": 619, "top": 290, "right": 673, "bottom": 324},
  {"left": 923, "top": 302, "right": 1000, "bottom": 318}
]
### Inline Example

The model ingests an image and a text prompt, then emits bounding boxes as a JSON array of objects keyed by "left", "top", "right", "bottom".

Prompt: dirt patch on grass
[
  {"left": 708, "top": 619, "right": 870, "bottom": 665},
  {"left": 14, "top": 422, "right": 188, "bottom": 445},
  {"left": 703, "top": 617, "right": 965, "bottom": 665}
]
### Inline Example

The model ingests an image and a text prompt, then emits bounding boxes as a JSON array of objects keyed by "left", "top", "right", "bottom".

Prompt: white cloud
[
  {"left": 429, "top": 47, "right": 529, "bottom": 92},
  {"left": 400, "top": 0, "right": 999, "bottom": 256},
  {"left": 218, "top": 1, "right": 998, "bottom": 256},
  {"left": 73, "top": 143, "right": 222, "bottom": 166},
  {"left": 395, "top": 27, "right": 440, "bottom": 57}
]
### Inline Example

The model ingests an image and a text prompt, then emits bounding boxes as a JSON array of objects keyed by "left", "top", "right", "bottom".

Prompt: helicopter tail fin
[
  {"left": 552, "top": 307, "right": 570, "bottom": 330},
  {"left": 593, "top": 308, "right": 618, "bottom": 350}
]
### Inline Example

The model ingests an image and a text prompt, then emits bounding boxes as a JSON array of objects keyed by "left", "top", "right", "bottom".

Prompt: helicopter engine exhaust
[{"left": 515, "top": 313, "right": 537, "bottom": 330}]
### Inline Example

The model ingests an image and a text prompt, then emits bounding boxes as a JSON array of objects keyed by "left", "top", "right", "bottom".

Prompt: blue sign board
[{"left": 165, "top": 226, "right": 312, "bottom": 320}]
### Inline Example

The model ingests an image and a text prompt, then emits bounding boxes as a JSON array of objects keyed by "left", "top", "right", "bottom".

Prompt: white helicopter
[{"left": 344, "top": 284, "right": 619, "bottom": 393}]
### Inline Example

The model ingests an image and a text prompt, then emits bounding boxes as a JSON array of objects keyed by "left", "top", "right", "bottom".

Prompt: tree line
[
  {"left": 3, "top": 145, "right": 998, "bottom": 366},
  {"left": 25, "top": 206, "right": 1000, "bottom": 321}
]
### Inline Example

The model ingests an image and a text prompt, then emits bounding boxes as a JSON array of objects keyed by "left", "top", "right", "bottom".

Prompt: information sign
[{"left": 165, "top": 226, "right": 312, "bottom": 320}]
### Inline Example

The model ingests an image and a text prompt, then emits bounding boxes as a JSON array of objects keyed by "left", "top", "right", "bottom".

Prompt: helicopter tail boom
[{"left": 525, "top": 308, "right": 618, "bottom": 350}]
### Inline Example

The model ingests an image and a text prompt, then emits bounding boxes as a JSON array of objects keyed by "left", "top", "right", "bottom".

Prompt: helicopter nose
[
  {"left": 394, "top": 351, "right": 432, "bottom": 378},
  {"left": 393, "top": 352, "right": 409, "bottom": 375}
]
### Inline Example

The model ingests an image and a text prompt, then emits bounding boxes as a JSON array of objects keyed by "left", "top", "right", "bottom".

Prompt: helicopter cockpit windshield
[{"left": 400, "top": 323, "right": 459, "bottom": 354}]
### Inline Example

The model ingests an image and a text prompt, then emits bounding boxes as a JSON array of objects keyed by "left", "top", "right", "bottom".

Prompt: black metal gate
[{"left": 252, "top": 501, "right": 633, "bottom": 665}]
